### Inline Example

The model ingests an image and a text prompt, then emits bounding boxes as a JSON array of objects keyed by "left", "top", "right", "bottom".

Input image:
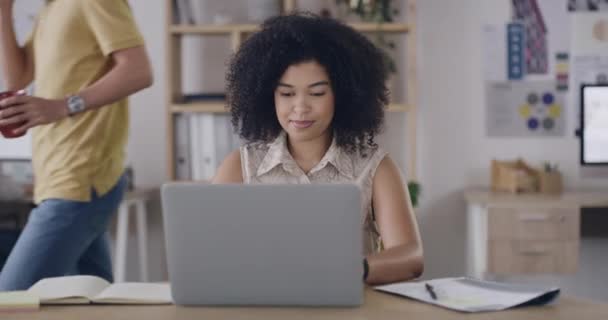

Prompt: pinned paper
[
  {"left": 512, "top": 0, "right": 549, "bottom": 74},
  {"left": 555, "top": 52, "right": 569, "bottom": 91},
  {"left": 507, "top": 23, "right": 526, "bottom": 80},
  {"left": 571, "top": 12, "right": 608, "bottom": 55},
  {"left": 486, "top": 80, "right": 565, "bottom": 137}
]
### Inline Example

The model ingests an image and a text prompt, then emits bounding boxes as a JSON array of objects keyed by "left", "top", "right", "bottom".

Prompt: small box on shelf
[
  {"left": 491, "top": 159, "right": 539, "bottom": 193},
  {"left": 538, "top": 162, "right": 563, "bottom": 195}
]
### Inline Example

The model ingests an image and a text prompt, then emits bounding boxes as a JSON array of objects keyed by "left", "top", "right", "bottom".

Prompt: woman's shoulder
[
  {"left": 352, "top": 145, "right": 388, "bottom": 165},
  {"left": 239, "top": 141, "right": 273, "bottom": 178},
  {"left": 240, "top": 141, "right": 272, "bottom": 159},
  {"left": 342, "top": 145, "right": 389, "bottom": 178}
]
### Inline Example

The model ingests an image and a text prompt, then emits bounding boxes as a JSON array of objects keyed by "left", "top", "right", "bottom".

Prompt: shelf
[
  {"left": 170, "top": 102, "right": 411, "bottom": 114},
  {"left": 171, "top": 102, "right": 229, "bottom": 113},
  {"left": 386, "top": 104, "right": 412, "bottom": 112},
  {"left": 165, "top": 0, "right": 418, "bottom": 181},
  {"left": 170, "top": 22, "right": 409, "bottom": 35},
  {"left": 170, "top": 24, "right": 258, "bottom": 35},
  {"left": 349, "top": 22, "right": 410, "bottom": 33}
]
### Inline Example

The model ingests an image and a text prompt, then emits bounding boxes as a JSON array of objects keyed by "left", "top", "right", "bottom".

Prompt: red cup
[{"left": 0, "top": 90, "right": 27, "bottom": 138}]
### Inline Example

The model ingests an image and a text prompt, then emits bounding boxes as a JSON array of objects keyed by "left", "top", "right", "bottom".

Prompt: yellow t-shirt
[{"left": 25, "top": 0, "right": 145, "bottom": 203}]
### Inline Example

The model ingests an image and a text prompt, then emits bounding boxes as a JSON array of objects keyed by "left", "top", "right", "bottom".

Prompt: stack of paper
[{"left": 0, "top": 291, "right": 40, "bottom": 312}]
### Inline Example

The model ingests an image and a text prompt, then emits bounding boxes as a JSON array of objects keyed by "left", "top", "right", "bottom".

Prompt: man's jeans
[{"left": 0, "top": 174, "right": 126, "bottom": 291}]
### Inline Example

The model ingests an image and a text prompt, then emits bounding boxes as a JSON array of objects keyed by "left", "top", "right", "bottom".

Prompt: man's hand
[{"left": 0, "top": 95, "right": 69, "bottom": 134}]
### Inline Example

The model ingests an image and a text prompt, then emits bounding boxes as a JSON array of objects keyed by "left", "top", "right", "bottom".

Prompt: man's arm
[
  {"left": 0, "top": 1, "right": 34, "bottom": 90},
  {"left": 76, "top": 45, "right": 153, "bottom": 111},
  {"left": 0, "top": 45, "right": 153, "bottom": 134}
]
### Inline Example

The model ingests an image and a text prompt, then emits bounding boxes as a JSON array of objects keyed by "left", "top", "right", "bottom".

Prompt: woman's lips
[{"left": 290, "top": 120, "right": 314, "bottom": 129}]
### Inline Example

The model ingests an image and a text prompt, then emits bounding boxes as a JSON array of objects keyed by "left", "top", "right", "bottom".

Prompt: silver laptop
[{"left": 161, "top": 183, "right": 363, "bottom": 306}]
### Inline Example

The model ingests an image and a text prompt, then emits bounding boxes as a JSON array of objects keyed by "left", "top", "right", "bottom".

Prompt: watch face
[{"left": 68, "top": 96, "right": 85, "bottom": 114}]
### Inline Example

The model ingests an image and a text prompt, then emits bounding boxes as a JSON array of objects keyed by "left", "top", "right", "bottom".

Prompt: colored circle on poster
[
  {"left": 542, "top": 92, "right": 554, "bottom": 105},
  {"left": 527, "top": 93, "right": 539, "bottom": 105},
  {"left": 556, "top": 63, "right": 569, "bottom": 73},
  {"left": 527, "top": 117, "right": 539, "bottom": 130},
  {"left": 519, "top": 104, "right": 531, "bottom": 118},
  {"left": 543, "top": 118, "right": 555, "bottom": 130},
  {"left": 548, "top": 104, "right": 562, "bottom": 118}
]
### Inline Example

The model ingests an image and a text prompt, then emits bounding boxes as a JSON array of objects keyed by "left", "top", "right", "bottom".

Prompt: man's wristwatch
[{"left": 66, "top": 95, "right": 86, "bottom": 116}]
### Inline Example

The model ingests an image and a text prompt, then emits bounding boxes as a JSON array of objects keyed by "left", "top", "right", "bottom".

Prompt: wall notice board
[{"left": 483, "top": 0, "right": 608, "bottom": 138}]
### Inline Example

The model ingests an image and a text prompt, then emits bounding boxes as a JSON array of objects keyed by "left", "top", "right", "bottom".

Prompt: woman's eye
[
  {"left": 311, "top": 92, "right": 326, "bottom": 97},
  {"left": 279, "top": 92, "right": 294, "bottom": 97}
]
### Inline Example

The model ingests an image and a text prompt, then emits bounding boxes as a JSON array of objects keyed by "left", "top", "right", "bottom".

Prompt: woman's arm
[
  {"left": 212, "top": 149, "right": 244, "bottom": 184},
  {"left": 365, "top": 155, "right": 423, "bottom": 285}
]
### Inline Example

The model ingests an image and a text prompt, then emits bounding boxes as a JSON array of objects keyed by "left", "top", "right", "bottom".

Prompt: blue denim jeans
[{"left": 0, "top": 174, "right": 126, "bottom": 291}]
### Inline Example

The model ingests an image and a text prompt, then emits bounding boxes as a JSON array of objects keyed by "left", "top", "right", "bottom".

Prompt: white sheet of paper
[
  {"left": 482, "top": 24, "right": 507, "bottom": 82},
  {"left": 571, "top": 12, "right": 608, "bottom": 55},
  {"left": 376, "top": 277, "right": 559, "bottom": 313}
]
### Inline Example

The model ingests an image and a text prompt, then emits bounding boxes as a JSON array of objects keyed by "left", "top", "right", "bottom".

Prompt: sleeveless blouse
[{"left": 240, "top": 132, "right": 388, "bottom": 254}]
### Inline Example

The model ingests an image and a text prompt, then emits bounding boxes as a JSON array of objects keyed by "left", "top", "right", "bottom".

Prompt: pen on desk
[{"left": 425, "top": 283, "right": 437, "bottom": 300}]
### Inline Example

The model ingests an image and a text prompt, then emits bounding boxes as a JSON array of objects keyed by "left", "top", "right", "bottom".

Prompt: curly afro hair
[{"left": 226, "top": 12, "right": 389, "bottom": 153}]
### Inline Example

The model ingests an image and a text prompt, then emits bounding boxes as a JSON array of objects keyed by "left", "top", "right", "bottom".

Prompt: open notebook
[
  {"left": 26, "top": 275, "right": 172, "bottom": 305},
  {"left": 375, "top": 277, "right": 560, "bottom": 313}
]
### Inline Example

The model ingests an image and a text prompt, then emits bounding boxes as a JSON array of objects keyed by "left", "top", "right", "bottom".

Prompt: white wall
[{"left": 127, "top": 0, "right": 167, "bottom": 188}]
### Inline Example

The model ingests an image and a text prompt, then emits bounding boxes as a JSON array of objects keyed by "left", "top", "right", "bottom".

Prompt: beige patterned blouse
[{"left": 240, "top": 131, "right": 388, "bottom": 254}]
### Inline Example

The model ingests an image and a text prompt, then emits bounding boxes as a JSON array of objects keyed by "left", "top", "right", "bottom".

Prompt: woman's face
[{"left": 274, "top": 60, "right": 335, "bottom": 144}]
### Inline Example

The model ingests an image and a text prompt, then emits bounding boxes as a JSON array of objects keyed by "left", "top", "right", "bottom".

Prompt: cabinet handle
[{"left": 518, "top": 213, "right": 550, "bottom": 222}]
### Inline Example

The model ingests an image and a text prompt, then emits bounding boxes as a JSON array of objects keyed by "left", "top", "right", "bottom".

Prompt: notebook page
[
  {"left": 93, "top": 282, "right": 172, "bottom": 304},
  {"left": 28, "top": 275, "right": 110, "bottom": 303}
]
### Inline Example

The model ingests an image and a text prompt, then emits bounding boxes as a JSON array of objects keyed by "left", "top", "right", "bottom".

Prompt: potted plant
[
  {"left": 335, "top": 0, "right": 399, "bottom": 94},
  {"left": 408, "top": 181, "right": 421, "bottom": 208}
]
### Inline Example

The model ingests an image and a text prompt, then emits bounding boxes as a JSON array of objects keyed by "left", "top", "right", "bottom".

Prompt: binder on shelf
[
  {"left": 189, "top": 114, "right": 201, "bottom": 180},
  {"left": 198, "top": 114, "right": 216, "bottom": 180},
  {"left": 174, "top": 0, "right": 194, "bottom": 25},
  {"left": 177, "top": 93, "right": 227, "bottom": 104},
  {"left": 174, "top": 114, "right": 192, "bottom": 180}
]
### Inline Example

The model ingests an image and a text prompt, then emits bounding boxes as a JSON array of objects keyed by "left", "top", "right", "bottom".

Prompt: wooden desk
[
  {"left": 8, "top": 289, "right": 608, "bottom": 320},
  {"left": 465, "top": 188, "right": 608, "bottom": 278}
]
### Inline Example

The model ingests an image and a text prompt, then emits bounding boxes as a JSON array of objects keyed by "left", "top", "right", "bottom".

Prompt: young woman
[{"left": 213, "top": 13, "right": 422, "bottom": 285}]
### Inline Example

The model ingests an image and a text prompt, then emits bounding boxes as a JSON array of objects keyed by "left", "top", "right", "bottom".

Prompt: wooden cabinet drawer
[
  {"left": 488, "top": 240, "right": 578, "bottom": 274},
  {"left": 488, "top": 207, "right": 579, "bottom": 241}
]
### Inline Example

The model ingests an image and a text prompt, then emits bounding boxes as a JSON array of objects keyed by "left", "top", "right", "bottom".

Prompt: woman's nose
[{"left": 292, "top": 95, "right": 310, "bottom": 114}]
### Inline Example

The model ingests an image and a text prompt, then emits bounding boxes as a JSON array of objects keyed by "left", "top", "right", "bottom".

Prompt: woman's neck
[{"left": 287, "top": 131, "right": 333, "bottom": 174}]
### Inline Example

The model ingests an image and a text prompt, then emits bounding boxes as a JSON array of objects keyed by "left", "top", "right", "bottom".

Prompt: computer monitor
[{"left": 580, "top": 84, "right": 608, "bottom": 166}]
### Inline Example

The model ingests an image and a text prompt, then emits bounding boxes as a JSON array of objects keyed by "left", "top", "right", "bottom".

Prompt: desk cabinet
[
  {"left": 487, "top": 207, "right": 579, "bottom": 274},
  {"left": 465, "top": 189, "right": 608, "bottom": 279}
]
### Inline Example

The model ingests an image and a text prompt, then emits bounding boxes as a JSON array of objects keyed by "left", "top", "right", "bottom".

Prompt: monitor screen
[{"left": 581, "top": 85, "right": 608, "bottom": 165}]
